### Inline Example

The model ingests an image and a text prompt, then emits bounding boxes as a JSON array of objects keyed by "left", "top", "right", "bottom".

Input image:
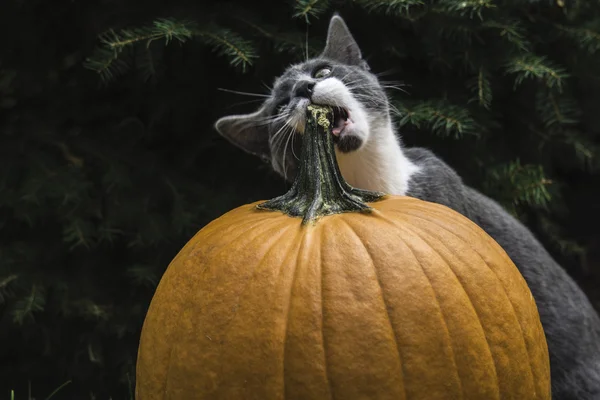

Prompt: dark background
[{"left": 1, "top": 0, "right": 599, "bottom": 398}]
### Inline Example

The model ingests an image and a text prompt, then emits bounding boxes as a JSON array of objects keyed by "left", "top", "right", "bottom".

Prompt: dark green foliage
[{"left": 1, "top": 0, "right": 599, "bottom": 397}]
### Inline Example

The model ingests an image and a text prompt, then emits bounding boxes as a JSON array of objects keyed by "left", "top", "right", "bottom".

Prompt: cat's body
[{"left": 215, "top": 14, "right": 600, "bottom": 399}]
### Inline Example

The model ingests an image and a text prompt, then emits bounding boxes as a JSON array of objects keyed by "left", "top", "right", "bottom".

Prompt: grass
[
  {"left": 9, "top": 376, "right": 134, "bottom": 400},
  {"left": 9, "top": 380, "right": 71, "bottom": 400}
]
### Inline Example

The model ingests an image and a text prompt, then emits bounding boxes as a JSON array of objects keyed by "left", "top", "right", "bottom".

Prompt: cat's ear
[
  {"left": 321, "top": 14, "right": 369, "bottom": 69},
  {"left": 214, "top": 106, "right": 271, "bottom": 161}
]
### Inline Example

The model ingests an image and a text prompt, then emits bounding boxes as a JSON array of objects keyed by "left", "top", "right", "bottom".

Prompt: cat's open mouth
[{"left": 331, "top": 106, "right": 353, "bottom": 137}]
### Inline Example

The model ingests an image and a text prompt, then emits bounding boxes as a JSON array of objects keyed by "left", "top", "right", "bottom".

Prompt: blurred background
[{"left": 1, "top": 0, "right": 599, "bottom": 398}]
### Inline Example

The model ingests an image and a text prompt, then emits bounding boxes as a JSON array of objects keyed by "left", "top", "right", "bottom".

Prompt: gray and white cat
[{"left": 215, "top": 14, "right": 600, "bottom": 399}]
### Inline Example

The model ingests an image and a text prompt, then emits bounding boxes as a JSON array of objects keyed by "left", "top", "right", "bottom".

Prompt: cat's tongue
[
  {"left": 332, "top": 107, "right": 351, "bottom": 136},
  {"left": 332, "top": 119, "right": 351, "bottom": 136}
]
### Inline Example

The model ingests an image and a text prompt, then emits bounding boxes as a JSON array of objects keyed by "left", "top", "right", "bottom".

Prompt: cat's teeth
[{"left": 331, "top": 107, "right": 350, "bottom": 136}]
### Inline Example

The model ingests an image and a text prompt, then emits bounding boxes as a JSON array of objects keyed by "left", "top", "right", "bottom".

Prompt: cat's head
[{"left": 214, "top": 14, "right": 390, "bottom": 180}]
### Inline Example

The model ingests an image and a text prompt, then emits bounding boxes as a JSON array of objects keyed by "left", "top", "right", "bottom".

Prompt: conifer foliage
[{"left": 1, "top": 0, "right": 599, "bottom": 397}]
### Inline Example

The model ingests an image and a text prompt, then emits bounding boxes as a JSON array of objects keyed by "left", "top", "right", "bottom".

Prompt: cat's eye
[{"left": 314, "top": 67, "right": 332, "bottom": 79}]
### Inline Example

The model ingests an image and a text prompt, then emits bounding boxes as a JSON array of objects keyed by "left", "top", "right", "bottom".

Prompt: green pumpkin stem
[{"left": 257, "top": 104, "right": 386, "bottom": 224}]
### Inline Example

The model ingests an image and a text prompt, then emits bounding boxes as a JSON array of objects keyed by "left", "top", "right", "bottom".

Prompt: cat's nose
[{"left": 293, "top": 81, "right": 315, "bottom": 99}]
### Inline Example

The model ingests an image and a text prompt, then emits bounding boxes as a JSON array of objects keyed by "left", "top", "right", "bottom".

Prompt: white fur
[
  {"left": 291, "top": 77, "right": 421, "bottom": 195},
  {"left": 335, "top": 117, "right": 421, "bottom": 195},
  {"left": 311, "top": 78, "right": 370, "bottom": 145}
]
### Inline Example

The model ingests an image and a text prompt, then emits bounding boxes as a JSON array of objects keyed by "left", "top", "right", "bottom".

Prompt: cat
[{"left": 214, "top": 13, "right": 600, "bottom": 399}]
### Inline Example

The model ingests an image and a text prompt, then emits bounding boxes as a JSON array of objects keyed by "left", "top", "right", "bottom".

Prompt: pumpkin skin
[
  {"left": 135, "top": 196, "right": 551, "bottom": 400},
  {"left": 136, "top": 105, "right": 550, "bottom": 399}
]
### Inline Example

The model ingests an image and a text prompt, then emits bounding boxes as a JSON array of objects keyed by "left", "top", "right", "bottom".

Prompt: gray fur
[
  {"left": 216, "top": 16, "right": 387, "bottom": 179},
  {"left": 215, "top": 13, "right": 600, "bottom": 399}
]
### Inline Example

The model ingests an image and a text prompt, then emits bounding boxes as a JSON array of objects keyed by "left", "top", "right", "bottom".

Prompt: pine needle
[
  {"left": 0, "top": 274, "right": 18, "bottom": 304},
  {"left": 85, "top": 18, "right": 258, "bottom": 83},
  {"left": 438, "top": 0, "right": 496, "bottom": 19},
  {"left": 397, "top": 100, "right": 482, "bottom": 138},
  {"left": 353, "top": 0, "right": 424, "bottom": 15},
  {"left": 12, "top": 284, "right": 46, "bottom": 325},
  {"left": 294, "top": 0, "right": 331, "bottom": 22},
  {"left": 126, "top": 265, "right": 159, "bottom": 288},
  {"left": 194, "top": 26, "right": 258, "bottom": 72},
  {"left": 487, "top": 160, "right": 553, "bottom": 209},
  {"left": 535, "top": 87, "right": 580, "bottom": 128},
  {"left": 467, "top": 67, "right": 492, "bottom": 109},
  {"left": 556, "top": 22, "right": 600, "bottom": 54},
  {"left": 538, "top": 216, "right": 585, "bottom": 256},
  {"left": 482, "top": 20, "right": 531, "bottom": 51},
  {"left": 84, "top": 18, "right": 196, "bottom": 83},
  {"left": 505, "top": 54, "right": 569, "bottom": 91}
]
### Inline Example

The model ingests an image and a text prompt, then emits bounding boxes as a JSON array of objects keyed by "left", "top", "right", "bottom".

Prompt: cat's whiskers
[
  {"left": 261, "top": 82, "right": 273, "bottom": 92},
  {"left": 252, "top": 113, "right": 289, "bottom": 127},
  {"left": 339, "top": 71, "right": 356, "bottom": 84},
  {"left": 375, "top": 69, "right": 400, "bottom": 78},
  {"left": 281, "top": 125, "right": 297, "bottom": 181},
  {"left": 217, "top": 88, "right": 271, "bottom": 98},
  {"left": 269, "top": 114, "right": 297, "bottom": 181},
  {"left": 269, "top": 109, "right": 294, "bottom": 148},
  {"left": 225, "top": 99, "right": 268, "bottom": 109}
]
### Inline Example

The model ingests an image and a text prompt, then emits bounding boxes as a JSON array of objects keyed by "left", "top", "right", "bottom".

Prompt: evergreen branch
[
  {"left": 85, "top": 19, "right": 258, "bottom": 82},
  {"left": 505, "top": 54, "right": 569, "bottom": 91},
  {"left": 538, "top": 216, "right": 585, "bottom": 256},
  {"left": 488, "top": 160, "right": 553, "bottom": 208},
  {"left": 467, "top": 67, "right": 492, "bottom": 109},
  {"left": 135, "top": 47, "right": 160, "bottom": 83},
  {"left": 194, "top": 26, "right": 258, "bottom": 72},
  {"left": 12, "top": 284, "right": 46, "bottom": 325},
  {"left": 84, "top": 18, "right": 196, "bottom": 83},
  {"left": 74, "top": 300, "right": 110, "bottom": 321},
  {"left": 482, "top": 20, "right": 531, "bottom": 51},
  {"left": 239, "top": 18, "right": 312, "bottom": 55},
  {"left": 0, "top": 274, "right": 18, "bottom": 304},
  {"left": 88, "top": 343, "right": 103, "bottom": 364},
  {"left": 126, "top": 265, "right": 159, "bottom": 288},
  {"left": 535, "top": 87, "right": 580, "bottom": 128},
  {"left": 294, "top": 0, "right": 330, "bottom": 21},
  {"left": 555, "top": 23, "right": 600, "bottom": 54},
  {"left": 0, "top": 274, "right": 18, "bottom": 290},
  {"left": 63, "top": 219, "right": 95, "bottom": 251},
  {"left": 438, "top": 0, "right": 496, "bottom": 19},
  {"left": 397, "top": 100, "right": 482, "bottom": 138},
  {"left": 352, "top": 0, "right": 424, "bottom": 15},
  {"left": 562, "top": 130, "right": 597, "bottom": 170},
  {"left": 437, "top": 23, "right": 480, "bottom": 46}
]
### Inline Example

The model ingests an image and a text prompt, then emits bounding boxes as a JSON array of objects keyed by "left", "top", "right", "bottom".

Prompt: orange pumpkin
[{"left": 135, "top": 105, "right": 551, "bottom": 400}]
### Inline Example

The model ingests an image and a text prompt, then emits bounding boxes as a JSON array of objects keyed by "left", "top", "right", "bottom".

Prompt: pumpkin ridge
[
  {"left": 183, "top": 214, "right": 275, "bottom": 266},
  {"left": 219, "top": 221, "right": 297, "bottom": 340},
  {"left": 400, "top": 213, "right": 538, "bottom": 397},
  {"left": 376, "top": 212, "right": 495, "bottom": 399},
  {"left": 340, "top": 218, "right": 407, "bottom": 400},
  {"left": 138, "top": 218, "right": 267, "bottom": 397},
  {"left": 281, "top": 226, "right": 310, "bottom": 400},
  {"left": 163, "top": 338, "right": 177, "bottom": 399},
  {"left": 318, "top": 225, "right": 335, "bottom": 400},
  {"left": 398, "top": 206, "right": 524, "bottom": 278},
  {"left": 163, "top": 219, "right": 295, "bottom": 396}
]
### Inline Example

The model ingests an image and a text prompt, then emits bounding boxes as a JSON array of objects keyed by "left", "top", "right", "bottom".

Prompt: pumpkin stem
[{"left": 257, "top": 104, "right": 386, "bottom": 224}]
